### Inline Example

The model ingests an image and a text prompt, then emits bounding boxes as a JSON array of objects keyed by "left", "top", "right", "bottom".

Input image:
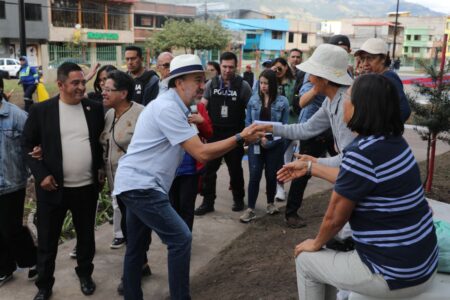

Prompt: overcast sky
[{"left": 405, "top": 0, "right": 450, "bottom": 14}]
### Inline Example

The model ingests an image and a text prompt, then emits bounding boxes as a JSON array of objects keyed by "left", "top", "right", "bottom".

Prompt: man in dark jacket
[
  {"left": 22, "top": 62, "right": 104, "bottom": 300},
  {"left": 124, "top": 46, "right": 159, "bottom": 106}
]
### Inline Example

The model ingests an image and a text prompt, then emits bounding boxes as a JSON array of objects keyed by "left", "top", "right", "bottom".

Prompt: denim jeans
[
  {"left": 247, "top": 142, "right": 284, "bottom": 209},
  {"left": 119, "top": 188, "right": 192, "bottom": 300}
]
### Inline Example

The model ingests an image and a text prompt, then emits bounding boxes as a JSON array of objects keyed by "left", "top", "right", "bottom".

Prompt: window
[
  {"left": 429, "top": 35, "right": 433, "bottom": 41},
  {"left": 51, "top": 0, "right": 78, "bottom": 28},
  {"left": 0, "top": 1, "right": 5, "bottom": 19},
  {"left": 135, "top": 14, "right": 153, "bottom": 27},
  {"left": 404, "top": 46, "right": 408, "bottom": 52},
  {"left": 247, "top": 34, "right": 256, "bottom": 39},
  {"left": 412, "top": 47, "right": 420, "bottom": 53},
  {"left": 288, "top": 32, "right": 294, "bottom": 43},
  {"left": 155, "top": 16, "right": 167, "bottom": 28},
  {"left": 406, "top": 34, "right": 411, "bottom": 41},
  {"left": 271, "top": 31, "right": 282, "bottom": 40},
  {"left": 108, "top": 4, "right": 129, "bottom": 30},
  {"left": 82, "top": 1, "right": 104, "bottom": 29},
  {"left": 414, "top": 35, "right": 420, "bottom": 41},
  {"left": 301, "top": 33, "right": 308, "bottom": 43},
  {"left": 25, "top": 3, "right": 41, "bottom": 21},
  {"left": 7, "top": 59, "right": 16, "bottom": 65}
]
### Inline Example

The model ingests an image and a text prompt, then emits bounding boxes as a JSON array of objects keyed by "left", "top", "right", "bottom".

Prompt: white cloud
[{"left": 405, "top": 0, "right": 450, "bottom": 14}]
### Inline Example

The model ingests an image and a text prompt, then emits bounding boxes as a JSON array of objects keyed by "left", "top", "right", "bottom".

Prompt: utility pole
[
  {"left": 392, "top": 0, "right": 400, "bottom": 60},
  {"left": 204, "top": 0, "right": 208, "bottom": 21},
  {"left": 19, "top": 0, "right": 27, "bottom": 56}
]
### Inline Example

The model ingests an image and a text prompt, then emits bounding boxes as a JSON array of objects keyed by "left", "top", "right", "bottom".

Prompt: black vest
[{"left": 207, "top": 75, "right": 245, "bottom": 136}]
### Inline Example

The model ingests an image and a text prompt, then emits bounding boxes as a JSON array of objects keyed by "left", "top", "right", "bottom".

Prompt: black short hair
[
  {"left": 289, "top": 48, "right": 302, "bottom": 55},
  {"left": 93, "top": 65, "right": 117, "bottom": 94},
  {"left": 347, "top": 74, "right": 404, "bottom": 136},
  {"left": 57, "top": 62, "right": 82, "bottom": 82},
  {"left": 125, "top": 45, "right": 143, "bottom": 58},
  {"left": 258, "top": 69, "right": 278, "bottom": 105},
  {"left": 107, "top": 70, "right": 135, "bottom": 102},
  {"left": 168, "top": 75, "right": 186, "bottom": 89},
  {"left": 220, "top": 52, "right": 237, "bottom": 65},
  {"left": 207, "top": 61, "right": 221, "bottom": 75}
]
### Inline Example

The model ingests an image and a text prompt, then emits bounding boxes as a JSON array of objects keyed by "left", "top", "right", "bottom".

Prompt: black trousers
[
  {"left": 169, "top": 174, "right": 199, "bottom": 231},
  {"left": 35, "top": 184, "right": 97, "bottom": 290},
  {"left": 116, "top": 196, "right": 151, "bottom": 265},
  {"left": 0, "top": 188, "right": 37, "bottom": 275},
  {"left": 285, "top": 135, "right": 330, "bottom": 218},
  {"left": 201, "top": 144, "right": 245, "bottom": 206}
]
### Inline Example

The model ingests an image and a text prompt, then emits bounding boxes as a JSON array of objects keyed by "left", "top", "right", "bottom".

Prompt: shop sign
[{"left": 87, "top": 32, "right": 119, "bottom": 40}]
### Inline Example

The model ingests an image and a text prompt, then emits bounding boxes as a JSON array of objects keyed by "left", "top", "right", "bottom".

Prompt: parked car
[{"left": 0, "top": 58, "right": 21, "bottom": 78}]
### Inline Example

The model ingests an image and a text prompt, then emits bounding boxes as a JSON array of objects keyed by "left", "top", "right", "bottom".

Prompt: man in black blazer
[{"left": 22, "top": 62, "right": 104, "bottom": 300}]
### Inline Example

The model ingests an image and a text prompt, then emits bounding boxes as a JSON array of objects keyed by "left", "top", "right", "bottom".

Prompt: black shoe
[
  {"left": 0, "top": 273, "right": 13, "bottom": 287},
  {"left": 194, "top": 203, "right": 214, "bottom": 216},
  {"left": 232, "top": 200, "right": 244, "bottom": 212},
  {"left": 79, "top": 276, "right": 96, "bottom": 295},
  {"left": 33, "top": 289, "right": 52, "bottom": 300},
  {"left": 110, "top": 237, "right": 126, "bottom": 249},
  {"left": 69, "top": 246, "right": 77, "bottom": 259},
  {"left": 28, "top": 265, "right": 38, "bottom": 281},
  {"left": 142, "top": 264, "right": 152, "bottom": 277},
  {"left": 117, "top": 279, "right": 124, "bottom": 296},
  {"left": 285, "top": 215, "right": 307, "bottom": 229}
]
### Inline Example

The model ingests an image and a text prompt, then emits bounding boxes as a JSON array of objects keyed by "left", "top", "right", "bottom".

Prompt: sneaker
[
  {"left": 239, "top": 208, "right": 256, "bottom": 223},
  {"left": 142, "top": 264, "right": 152, "bottom": 277},
  {"left": 194, "top": 203, "right": 214, "bottom": 216},
  {"left": 110, "top": 238, "right": 126, "bottom": 249},
  {"left": 69, "top": 246, "right": 77, "bottom": 259},
  {"left": 266, "top": 203, "right": 279, "bottom": 215},
  {"left": 232, "top": 199, "right": 245, "bottom": 212},
  {"left": 285, "top": 215, "right": 307, "bottom": 228},
  {"left": 28, "top": 265, "right": 38, "bottom": 281},
  {"left": 0, "top": 273, "right": 13, "bottom": 287},
  {"left": 275, "top": 184, "right": 285, "bottom": 201}
]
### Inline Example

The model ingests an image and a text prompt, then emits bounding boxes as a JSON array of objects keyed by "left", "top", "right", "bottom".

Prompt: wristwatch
[
  {"left": 235, "top": 133, "right": 244, "bottom": 147},
  {"left": 306, "top": 161, "right": 312, "bottom": 177}
]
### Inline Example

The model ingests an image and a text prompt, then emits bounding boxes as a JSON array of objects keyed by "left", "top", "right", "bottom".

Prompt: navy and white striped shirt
[{"left": 334, "top": 135, "right": 438, "bottom": 290}]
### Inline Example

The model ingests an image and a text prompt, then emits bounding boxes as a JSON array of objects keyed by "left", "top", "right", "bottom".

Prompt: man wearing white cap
[{"left": 113, "top": 54, "right": 262, "bottom": 300}]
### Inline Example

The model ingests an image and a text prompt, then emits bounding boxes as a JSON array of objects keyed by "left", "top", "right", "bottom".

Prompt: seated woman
[
  {"left": 277, "top": 74, "right": 437, "bottom": 299},
  {"left": 240, "top": 69, "right": 289, "bottom": 222}
]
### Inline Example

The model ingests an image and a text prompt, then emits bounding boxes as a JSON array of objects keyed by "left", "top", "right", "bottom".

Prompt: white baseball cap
[
  {"left": 354, "top": 38, "right": 388, "bottom": 56},
  {"left": 296, "top": 44, "right": 353, "bottom": 86}
]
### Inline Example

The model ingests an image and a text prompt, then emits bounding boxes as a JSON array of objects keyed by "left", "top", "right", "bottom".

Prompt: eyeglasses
[
  {"left": 276, "top": 67, "right": 283, "bottom": 72},
  {"left": 103, "top": 88, "right": 120, "bottom": 93},
  {"left": 158, "top": 63, "right": 170, "bottom": 69}
]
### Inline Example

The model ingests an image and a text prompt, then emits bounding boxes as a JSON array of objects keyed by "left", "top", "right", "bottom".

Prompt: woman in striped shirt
[{"left": 278, "top": 74, "right": 437, "bottom": 299}]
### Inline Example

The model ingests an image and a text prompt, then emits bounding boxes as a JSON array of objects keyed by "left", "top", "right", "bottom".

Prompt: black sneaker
[
  {"left": 285, "top": 215, "right": 307, "bottom": 228},
  {"left": 69, "top": 246, "right": 77, "bottom": 259},
  {"left": 110, "top": 238, "right": 126, "bottom": 249},
  {"left": 194, "top": 203, "right": 214, "bottom": 216},
  {"left": 142, "top": 264, "right": 152, "bottom": 277},
  {"left": 28, "top": 265, "right": 38, "bottom": 281},
  {"left": 0, "top": 273, "right": 13, "bottom": 287},
  {"left": 232, "top": 200, "right": 244, "bottom": 212}
]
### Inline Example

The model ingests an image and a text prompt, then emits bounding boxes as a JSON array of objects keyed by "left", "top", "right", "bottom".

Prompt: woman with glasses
[
  {"left": 239, "top": 69, "right": 289, "bottom": 222},
  {"left": 354, "top": 38, "right": 411, "bottom": 122}
]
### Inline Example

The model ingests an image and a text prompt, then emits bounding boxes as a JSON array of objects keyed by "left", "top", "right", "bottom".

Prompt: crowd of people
[{"left": 0, "top": 35, "right": 438, "bottom": 300}]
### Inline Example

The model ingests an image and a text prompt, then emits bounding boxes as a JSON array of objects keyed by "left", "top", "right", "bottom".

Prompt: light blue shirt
[{"left": 113, "top": 89, "right": 197, "bottom": 195}]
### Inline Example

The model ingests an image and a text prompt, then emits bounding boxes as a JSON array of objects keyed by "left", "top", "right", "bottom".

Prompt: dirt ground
[{"left": 190, "top": 151, "right": 450, "bottom": 300}]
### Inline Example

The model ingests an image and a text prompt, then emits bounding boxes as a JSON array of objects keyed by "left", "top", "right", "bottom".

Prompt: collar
[
  {"left": 0, "top": 100, "right": 11, "bottom": 117},
  {"left": 168, "top": 89, "right": 190, "bottom": 117}
]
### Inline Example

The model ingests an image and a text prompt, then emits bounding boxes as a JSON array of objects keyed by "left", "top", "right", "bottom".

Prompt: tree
[
  {"left": 408, "top": 60, "right": 450, "bottom": 192},
  {"left": 147, "top": 19, "right": 231, "bottom": 54}
]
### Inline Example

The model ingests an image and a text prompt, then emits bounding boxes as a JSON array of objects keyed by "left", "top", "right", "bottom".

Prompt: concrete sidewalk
[{"left": 2, "top": 129, "right": 449, "bottom": 300}]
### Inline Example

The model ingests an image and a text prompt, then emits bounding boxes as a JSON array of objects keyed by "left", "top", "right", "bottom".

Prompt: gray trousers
[{"left": 296, "top": 249, "right": 435, "bottom": 300}]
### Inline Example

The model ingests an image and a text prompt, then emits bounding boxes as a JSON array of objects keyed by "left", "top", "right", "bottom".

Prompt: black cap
[{"left": 328, "top": 35, "right": 351, "bottom": 49}]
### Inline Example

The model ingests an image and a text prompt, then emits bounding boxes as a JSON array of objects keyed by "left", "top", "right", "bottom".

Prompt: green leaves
[{"left": 147, "top": 19, "right": 231, "bottom": 53}]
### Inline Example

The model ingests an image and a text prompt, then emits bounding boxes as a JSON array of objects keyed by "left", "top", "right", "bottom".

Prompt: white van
[{"left": 0, "top": 58, "right": 21, "bottom": 78}]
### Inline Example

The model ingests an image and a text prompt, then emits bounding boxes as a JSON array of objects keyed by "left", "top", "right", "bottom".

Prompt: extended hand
[
  {"left": 40, "top": 175, "right": 58, "bottom": 191},
  {"left": 240, "top": 123, "right": 265, "bottom": 144},
  {"left": 277, "top": 160, "right": 308, "bottom": 183},
  {"left": 188, "top": 113, "right": 204, "bottom": 124},
  {"left": 294, "top": 239, "right": 321, "bottom": 257},
  {"left": 294, "top": 153, "right": 317, "bottom": 163}
]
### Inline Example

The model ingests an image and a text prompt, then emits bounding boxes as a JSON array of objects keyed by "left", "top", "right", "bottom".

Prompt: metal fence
[{"left": 48, "top": 43, "right": 121, "bottom": 68}]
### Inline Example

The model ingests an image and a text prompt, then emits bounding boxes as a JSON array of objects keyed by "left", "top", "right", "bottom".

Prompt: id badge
[
  {"left": 221, "top": 105, "right": 228, "bottom": 118},
  {"left": 254, "top": 144, "right": 260, "bottom": 155}
]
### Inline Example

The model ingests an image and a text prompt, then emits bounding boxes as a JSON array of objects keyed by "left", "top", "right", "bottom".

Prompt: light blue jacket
[
  {"left": 246, "top": 94, "right": 289, "bottom": 149},
  {"left": 0, "top": 99, "right": 29, "bottom": 195}
]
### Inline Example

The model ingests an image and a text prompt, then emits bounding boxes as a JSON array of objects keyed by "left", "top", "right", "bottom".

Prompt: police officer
[
  {"left": 195, "top": 52, "right": 253, "bottom": 215},
  {"left": 18, "top": 56, "right": 39, "bottom": 112}
]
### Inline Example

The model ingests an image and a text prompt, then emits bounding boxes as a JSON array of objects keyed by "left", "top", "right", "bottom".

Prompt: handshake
[{"left": 237, "top": 124, "right": 275, "bottom": 145}]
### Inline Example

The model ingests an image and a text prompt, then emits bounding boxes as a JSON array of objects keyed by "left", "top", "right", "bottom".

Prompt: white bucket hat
[
  {"left": 163, "top": 54, "right": 205, "bottom": 85},
  {"left": 354, "top": 38, "right": 388, "bottom": 56},
  {"left": 296, "top": 44, "right": 353, "bottom": 86}
]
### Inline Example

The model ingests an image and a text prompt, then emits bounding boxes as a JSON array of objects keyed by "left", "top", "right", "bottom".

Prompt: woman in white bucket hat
[
  {"left": 256, "top": 44, "right": 355, "bottom": 171},
  {"left": 354, "top": 38, "right": 411, "bottom": 122}
]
